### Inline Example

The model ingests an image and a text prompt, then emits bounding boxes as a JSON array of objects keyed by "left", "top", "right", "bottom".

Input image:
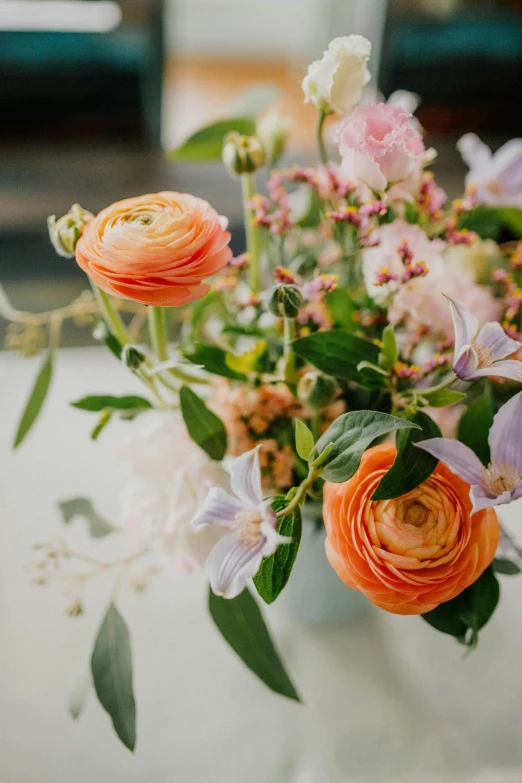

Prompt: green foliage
[
  {"left": 294, "top": 419, "right": 315, "bottom": 461},
  {"left": 312, "top": 411, "right": 419, "bottom": 483},
  {"left": 168, "top": 118, "right": 256, "bottom": 162},
  {"left": 179, "top": 385, "right": 227, "bottom": 460},
  {"left": 91, "top": 604, "right": 136, "bottom": 751},
  {"left": 371, "top": 411, "right": 442, "bottom": 500},
  {"left": 325, "top": 288, "right": 356, "bottom": 330},
  {"left": 458, "top": 393, "right": 494, "bottom": 466},
  {"left": 493, "top": 558, "right": 521, "bottom": 576},
  {"left": 419, "top": 388, "right": 466, "bottom": 407},
  {"left": 71, "top": 395, "right": 152, "bottom": 412},
  {"left": 379, "top": 324, "right": 399, "bottom": 370},
  {"left": 185, "top": 344, "right": 247, "bottom": 380},
  {"left": 292, "top": 330, "right": 383, "bottom": 388},
  {"left": 58, "top": 497, "right": 116, "bottom": 538},
  {"left": 254, "top": 498, "right": 302, "bottom": 604},
  {"left": 458, "top": 206, "right": 522, "bottom": 240},
  {"left": 13, "top": 350, "right": 54, "bottom": 448},
  {"left": 208, "top": 587, "right": 300, "bottom": 701},
  {"left": 422, "top": 566, "right": 500, "bottom": 649}
]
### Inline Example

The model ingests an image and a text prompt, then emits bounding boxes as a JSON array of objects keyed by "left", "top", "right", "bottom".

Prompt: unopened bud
[
  {"left": 47, "top": 203, "right": 94, "bottom": 258},
  {"left": 268, "top": 284, "right": 303, "bottom": 319},
  {"left": 257, "top": 107, "right": 291, "bottom": 165},
  {"left": 298, "top": 371, "right": 337, "bottom": 410},
  {"left": 121, "top": 344, "right": 146, "bottom": 370},
  {"left": 222, "top": 132, "right": 265, "bottom": 177}
]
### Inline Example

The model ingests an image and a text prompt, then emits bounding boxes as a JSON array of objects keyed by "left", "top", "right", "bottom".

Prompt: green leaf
[
  {"left": 493, "top": 558, "right": 521, "bottom": 576},
  {"left": 225, "top": 341, "right": 266, "bottom": 375},
  {"left": 208, "top": 587, "right": 300, "bottom": 701},
  {"left": 91, "top": 603, "right": 136, "bottom": 751},
  {"left": 179, "top": 385, "right": 227, "bottom": 460},
  {"left": 371, "top": 411, "right": 442, "bottom": 500},
  {"left": 68, "top": 674, "right": 90, "bottom": 721},
  {"left": 420, "top": 388, "right": 466, "bottom": 407},
  {"left": 295, "top": 419, "right": 314, "bottom": 461},
  {"left": 185, "top": 344, "right": 247, "bottom": 380},
  {"left": 168, "top": 117, "right": 256, "bottom": 162},
  {"left": 404, "top": 201, "right": 419, "bottom": 224},
  {"left": 58, "top": 497, "right": 115, "bottom": 538},
  {"left": 458, "top": 393, "right": 494, "bottom": 466},
  {"left": 422, "top": 566, "right": 500, "bottom": 649},
  {"left": 71, "top": 395, "right": 153, "bottom": 412},
  {"left": 312, "top": 411, "right": 420, "bottom": 483},
  {"left": 104, "top": 329, "right": 123, "bottom": 360},
  {"left": 90, "top": 410, "right": 113, "bottom": 441},
  {"left": 13, "top": 350, "right": 53, "bottom": 448},
  {"left": 292, "top": 330, "right": 382, "bottom": 388},
  {"left": 459, "top": 206, "right": 522, "bottom": 240},
  {"left": 325, "top": 288, "right": 356, "bottom": 330},
  {"left": 254, "top": 499, "right": 302, "bottom": 604},
  {"left": 380, "top": 324, "right": 399, "bottom": 370}
]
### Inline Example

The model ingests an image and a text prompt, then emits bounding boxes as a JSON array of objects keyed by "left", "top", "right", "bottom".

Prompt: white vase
[{"left": 275, "top": 512, "right": 370, "bottom": 627}]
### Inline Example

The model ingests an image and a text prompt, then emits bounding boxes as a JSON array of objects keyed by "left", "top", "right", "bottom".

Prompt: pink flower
[{"left": 335, "top": 103, "right": 430, "bottom": 191}]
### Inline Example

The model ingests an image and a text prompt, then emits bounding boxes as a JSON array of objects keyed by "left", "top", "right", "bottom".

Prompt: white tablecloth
[{"left": 2, "top": 348, "right": 522, "bottom": 783}]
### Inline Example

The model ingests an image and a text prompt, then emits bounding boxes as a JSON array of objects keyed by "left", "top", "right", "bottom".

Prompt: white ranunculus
[
  {"left": 117, "top": 410, "right": 230, "bottom": 576},
  {"left": 302, "top": 35, "right": 372, "bottom": 115}
]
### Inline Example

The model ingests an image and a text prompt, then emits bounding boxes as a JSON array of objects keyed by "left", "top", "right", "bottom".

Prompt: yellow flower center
[
  {"left": 471, "top": 339, "right": 493, "bottom": 368},
  {"left": 482, "top": 462, "right": 520, "bottom": 496},
  {"left": 404, "top": 501, "right": 428, "bottom": 527},
  {"left": 233, "top": 510, "right": 264, "bottom": 548}
]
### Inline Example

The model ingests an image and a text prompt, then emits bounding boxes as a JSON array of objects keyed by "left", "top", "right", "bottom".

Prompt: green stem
[
  {"left": 148, "top": 306, "right": 169, "bottom": 362},
  {"left": 316, "top": 109, "right": 329, "bottom": 166},
  {"left": 91, "top": 283, "right": 130, "bottom": 346},
  {"left": 276, "top": 466, "right": 319, "bottom": 519},
  {"left": 416, "top": 372, "right": 458, "bottom": 397},
  {"left": 283, "top": 318, "right": 296, "bottom": 386},
  {"left": 241, "top": 173, "right": 261, "bottom": 295}
]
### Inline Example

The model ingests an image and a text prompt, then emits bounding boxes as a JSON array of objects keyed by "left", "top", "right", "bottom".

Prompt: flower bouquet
[{"left": 5, "top": 35, "right": 522, "bottom": 751}]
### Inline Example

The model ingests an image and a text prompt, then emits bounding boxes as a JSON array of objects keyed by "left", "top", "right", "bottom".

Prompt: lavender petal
[
  {"left": 206, "top": 532, "right": 265, "bottom": 599},
  {"left": 446, "top": 296, "right": 479, "bottom": 358},
  {"left": 471, "top": 360, "right": 522, "bottom": 383},
  {"left": 416, "top": 438, "right": 484, "bottom": 484},
  {"left": 475, "top": 321, "right": 521, "bottom": 363},
  {"left": 489, "top": 392, "right": 522, "bottom": 475},
  {"left": 191, "top": 487, "right": 243, "bottom": 530},
  {"left": 457, "top": 133, "right": 492, "bottom": 171},
  {"left": 453, "top": 346, "right": 478, "bottom": 381},
  {"left": 470, "top": 484, "right": 508, "bottom": 514},
  {"left": 230, "top": 446, "right": 263, "bottom": 508},
  {"left": 489, "top": 138, "right": 522, "bottom": 191}
]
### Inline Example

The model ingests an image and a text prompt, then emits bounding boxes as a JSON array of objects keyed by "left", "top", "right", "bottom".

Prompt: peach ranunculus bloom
[
  {"left": 76, "top": 192, "right": 232, "bottom": 306},
  {"left": 323, "top": 444, "right": 500, "bottom": 615}
]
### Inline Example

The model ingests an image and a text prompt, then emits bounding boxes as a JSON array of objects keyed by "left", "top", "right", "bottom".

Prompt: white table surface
[{"left": 2, "top": 347, "right": 522, "bottom": 783}]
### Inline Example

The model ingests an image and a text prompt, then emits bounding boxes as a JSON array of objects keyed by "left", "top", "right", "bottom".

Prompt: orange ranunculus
[
  {"left": 323, "top": 444, "right": 500, "bottom": 615},
  {"left": 76, "top": 192, "right": 232, "bottom": 306}
]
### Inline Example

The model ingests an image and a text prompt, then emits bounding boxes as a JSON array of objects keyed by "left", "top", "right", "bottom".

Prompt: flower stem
[
  {"left": 283, "top": 317, "right": 296, "bottom": 386},
  {"left": 316, "top": 109, "right": 329, "bottom": 166},
  {"left": 148, "top": 306, "right": 169, "bottom": 362},
  {"left": 241, "top": 172, "right": 261, "bottom": 295},
  {"left": 276, "top": 465, "right": 320, "bottom": 518},
  {"left": 91, "top": 283, "right": 130, "bottom": 346},
  {"left": 417, "top": 372, "right": 458, "bottom": 397}
]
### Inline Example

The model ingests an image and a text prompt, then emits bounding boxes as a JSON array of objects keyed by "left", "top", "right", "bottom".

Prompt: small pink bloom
[{"left": 335, "top": 103, "right": 428, "bottom": 191}]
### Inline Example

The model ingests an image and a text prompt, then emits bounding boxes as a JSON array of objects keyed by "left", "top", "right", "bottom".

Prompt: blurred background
[{"left": 1, "top": 0, "right": 522, "bottom": 338}]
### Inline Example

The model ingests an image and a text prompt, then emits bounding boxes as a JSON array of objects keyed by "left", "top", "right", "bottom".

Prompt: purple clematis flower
[
  {"left": 457, "top": 132, "right": 522, "bottom": 207},
  {"left": 447, "top": 296, "right": 522, "bottom": 383},
  {"left": 191, "top": 446, "right": 290, "bottom": 599},
  {"left": 417, "top": 392, "right": 522, "bottom": 514}
]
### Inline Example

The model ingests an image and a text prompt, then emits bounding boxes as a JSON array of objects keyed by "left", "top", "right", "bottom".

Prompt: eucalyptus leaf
[
  {"left": 179, "top": 385, "right": 227, "bottom": 460},
  {"left": 312, "top": 411, "right": 419, "bottom": 483},
  {"left": 292, "top": 330, "right": 382, "bottom": 388},
  {"left": 420, "top": 389, "right": 466, "bottom": 407},
  {"left": 91, "top": 603, "right": 136, "bottom": 751},
  {"left": 493, "top": 558, "right": 521, "bottom": 576},
  {"left": 71, "top": 395, "right": 152, "bottom": 412},
  {"left": 185, "top": 344, "right": 247, "bottom": 380},
  {"left": 13, "top": 350, "right": 54, "bottom": 448},
  {"left": 209, "top": 587, "right": 300, "bottom": 701},
  {"left": 254, "top": 499, "right": 302, "bottom": 604},
  {"left": 168, "top": 117, "right": 256, "bottom": 162},
  {"left": 295, "top": 419, "right": 314, "bottom": 461},
  {"left": 58, "top": 497, "right": 115, "bottom": 538},
  {"left": 458, "top": 393, "right": 494, "bottom": 466},
  {"left": 372, "top": 411, "right": 441, "bottom": 500}
]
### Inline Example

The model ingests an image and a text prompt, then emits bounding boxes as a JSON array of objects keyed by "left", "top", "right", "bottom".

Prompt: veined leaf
[
  {"left": 420, "top": 388, "right": 466, "bottom": 407},
  {"left": 371, "top": 410, "right": 441, "bottom": 500},
  {"left": 292, "top": 330, "right": 382, "bottom": 388},
  {"left": 71, "top": 395, "right": 152, "bottom": 412},
  {"left": 58, "top": 497, "right": 115, "bottom": 538},
  {"left": 91, "top": 604, "right": 136, "bottom": 751},
  {"left": 209, "top": 587, "right": 300, "bottom": 701},
  {"left": 179, "top": 385, "right": 227, "bottom": 460},
  {"left": 185, "top": 344, "right": 247, "bottom": 381},
  {"left": 294, "top": 419, "right": 314, "bottom": 462},
  {"left": 312, "top": 410, "right": 419, "bottom": 483},
  {"left": 254, "top": 498, "right": 302, "bottom": 604},
  {"left": 168, "top": 117, "right": 256, "bottom": 162},
  {"left": 13, "top": 350, "right": 54, "bottom": 448}
]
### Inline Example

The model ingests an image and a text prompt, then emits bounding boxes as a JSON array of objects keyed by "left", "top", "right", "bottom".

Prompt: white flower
[
  {"left": 457, "top": 133, "right": 522, "bottom": 207},
  {"left": 117, "top": 410, "right": 230, "bottom": 575},
  {"left": 302, "top": 35, "right": 372, "bottom": 115},
  {"left": 191, "top": 446, "right": 290, "bottom": 599}
]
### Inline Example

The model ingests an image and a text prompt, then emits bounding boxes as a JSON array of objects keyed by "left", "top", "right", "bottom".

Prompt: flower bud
[
  {"left": 121, "top": 344, "right": 146, "bottom": 370},
  {"left": 298, "top": 371, "right": 337, "bottom": 410},
  {"left": 268, "top": 284, "right": 303, "bottom": 319},
  {"left": 222, "top": 132, "right": 265, "bottom": 177},
  {"left": 257, "top": 108, "right": 291, "bottom": 165},
  {"left": 47, "top": 204, "right": 94, "bottom": 258}
]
